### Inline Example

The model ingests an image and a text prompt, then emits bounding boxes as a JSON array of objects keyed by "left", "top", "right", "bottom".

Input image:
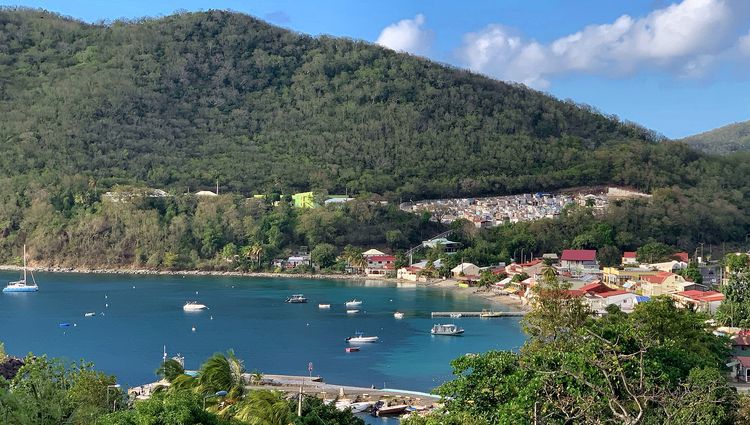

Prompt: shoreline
[{"left": 0, "top": 265, "right": 527, "bottom": 310}]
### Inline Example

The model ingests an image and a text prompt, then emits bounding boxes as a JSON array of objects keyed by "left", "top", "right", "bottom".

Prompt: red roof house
[
  {"left": 561, "top": 250, "right": 597, "bottom": 262},
  {"left": 672, "top": 252, "right": 689, "bottom": 263}
]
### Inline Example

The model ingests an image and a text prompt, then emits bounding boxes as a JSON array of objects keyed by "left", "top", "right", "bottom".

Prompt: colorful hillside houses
[
  {"left": 365, "top": 255, "right": 396, "bottom": 277},
  {"left": 602, "top": 266, "right": 657, "bottom": 287},
  {"left": 560, "top": 249, "right": 599, "bottom": 277},
  {"left": 451, "top": 263, "right": 480, "bottom": 278},
  {"left": 670, "top": 290, "right": 725, "bottom": 314},
  {"left": 292, "top": 192, "right": 315, "bottom": 208},
  {"left": 622, "top": 251, "right": 637, "bottom": 265},
  {"left": 422, "top": 237, "right": 462, "bottom": 254},
  {"left": 728, "top": 356, "right": 750, "bottom": 383},
  {"left": 638, "top": 272, "right": 696, "bottom": 297}
]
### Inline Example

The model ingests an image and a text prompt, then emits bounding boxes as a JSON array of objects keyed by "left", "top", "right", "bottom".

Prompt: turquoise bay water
[{"left": 0, "top": 272, "right": 525, "bottom": 393}]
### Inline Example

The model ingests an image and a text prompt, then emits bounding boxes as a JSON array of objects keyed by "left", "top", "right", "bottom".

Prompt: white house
[
  {"left": 451, "top": 263, "right": 480, "bottom": 278},
  {"left": 584, "top": 290, "right": 639, "bottom": 313}
]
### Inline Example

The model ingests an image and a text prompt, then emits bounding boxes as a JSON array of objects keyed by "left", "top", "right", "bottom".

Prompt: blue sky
[{"left": 3, "top": 0, "right": 750, "bottom": 138}]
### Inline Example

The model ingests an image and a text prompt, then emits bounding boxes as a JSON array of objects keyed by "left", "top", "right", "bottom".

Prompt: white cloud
[
  {"left": 458, "top": 0, "right": 750, "bottom": 88},
  {"left": 740, "top": 31, "right": 750, "bottom": 56},
  {"left": 376, "top": 14, "right": 433, "bottom": 56}
]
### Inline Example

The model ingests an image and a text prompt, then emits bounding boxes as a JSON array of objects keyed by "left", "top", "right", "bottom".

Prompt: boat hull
[{"left": 3, "top": 285, "right": 38, "bottom": 293}]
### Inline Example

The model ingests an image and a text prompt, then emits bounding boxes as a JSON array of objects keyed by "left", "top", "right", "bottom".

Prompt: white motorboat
[
  {"left": 336, "top": 401, "right": 372, "bottom": 413},
  {"left": 346, "top": 309, "right": 359, "bottom": 314},
  {"left": 318, "top": 303, "right": 331, "bottom": 309},
  {"left": 431, "top": 323, "right": 465, "bottom": 336},
  {"left": 348, "top": 401, "right": 373, "bottom": 413},
  {"left": 346, "top": 332, "right": 379, "bottom": 343},
  {"left": 449, "top": 313, "right": 462, "bottom": 318},
  {"left": 84, "top": 312, "right": 96, "bottom": 317},
  {"left": 286, "top": 294, "right": 308, "bottom": 303},
  {"left": 183, "top": 301, "right": 208, "bottom": 311},
  {"left": 3, "top": 245, "right": 39, "bottom": 293},
  {"left": 394, "top": 312, "right": 405, "bottom": 319},
  {"left": 345, "top": 299, "right": 362, "bottom": 307}
]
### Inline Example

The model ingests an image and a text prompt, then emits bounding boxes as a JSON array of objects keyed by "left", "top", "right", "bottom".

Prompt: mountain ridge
[
  {"left": 0, "top": 7, "right": 690, "bottom": 200},
  {"left": 679, "top": 120, "right": 750, "bottom": 155}
]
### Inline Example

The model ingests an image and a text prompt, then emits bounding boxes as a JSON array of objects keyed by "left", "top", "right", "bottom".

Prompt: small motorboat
[
  {"left": 345, "top": 347, "right": 360, "bottom": 353},
  {"left": 346, "top": 332, "right": 379, "bottom": 343},
  {"left": 431, "top": 323, "right": 465, "bottom": 336},
  {"left": 371, "top": 401, "right": 408, "bottom": 417},
  {"left": 345, "top": 299, "right": 362, "bottom": 308},
  {"left": 84, "top": 312, "right": 96, "bottom": 317},
  {"left": 348, "top": 401, "right": 372, "bottom": 413},
  {"left": 318, "top": 303, "right": 331, "bottom": 309},
  {"left": 286, "top": 294, "right": 308, "bottom": 304},
  {"left": 394, "top": 312, "right": 404, "bottom": 319},
  {"left": 58, "top": 322, "right": 71, "bottom": 328},
  {"left": 449, "top": 313, "right": 462, "bottom": 318},
  {"left": 480, "top": 309, "right": 503, "bottom": 318},
  {"left": 183, "top": 301, "right": 208, "bottom": 311},
  {"left": 346, "top": 309, "right": 359, "bottom": 314}
]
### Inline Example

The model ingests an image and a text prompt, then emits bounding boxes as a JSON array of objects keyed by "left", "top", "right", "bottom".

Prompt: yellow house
[
  {"left": 602, "top": 267, "right": 658, "bottom": 287},
  {"left": 292, "top": 192, "right": 316, "bottom": 208},
  {"left": 639, "top": 272, "right": 693, "bottom": 296}
]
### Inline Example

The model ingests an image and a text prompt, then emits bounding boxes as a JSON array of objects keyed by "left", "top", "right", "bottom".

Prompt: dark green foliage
[
  {"left": 311, "top": 243, "right": 337, "bottom": 269},
  {"left": 293, "top": 396, "right": 365, "bottom": 425}
]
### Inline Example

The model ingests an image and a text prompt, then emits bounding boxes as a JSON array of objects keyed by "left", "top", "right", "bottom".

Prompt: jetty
[{"left": 430, "top": 311, "right": 527, "bottom": 318}]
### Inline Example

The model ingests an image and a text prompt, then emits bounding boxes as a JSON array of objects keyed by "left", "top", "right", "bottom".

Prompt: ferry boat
[
  {"left": 183, "top": 301, "right": 208, "bottom": 311},
  {"left": 345, "top": 299, "right": 362, "bottom": 307},
  {"left": 431, "top": 323, "right": 465, "bottom": 336},
  {"left": 286, "top": 294, "right": 308, "bottom": 303},
  {"left": 346, "top": 332, "right": 379, "bottom": 343},
  {"left": 3, "top": 245, "right": 38, "bottom": 293}
]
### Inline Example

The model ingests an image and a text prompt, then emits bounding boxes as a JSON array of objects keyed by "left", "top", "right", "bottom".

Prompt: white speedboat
[
  {"left": 336, "top": 401, "right": 372, "bottom": 413},
  {"left": 346, "top": 309, "right": 359, "bottom": 314},
  {"left": 286, "top": 294, "right": 308, "bottom": 303},
  {"left": 318, "top": 303, "right": 331, "bottom": 309},
  {"left": 3, "top": 245, "right": 38, "bottom": 293},
  {"left": 345, "top": 299, "right": 362, "bottom": 307},
  {"left": 394, "top": 312, "right": 404, "bottom": 319},
  {"left": 431, "top": 323, "right": 464, "bottom": 336},
  {"left": 183, "top": 301, "right": 208, "bottom": 311},
  {"left": 84, "top": 312, "right": 96, "bottom": 317},
  {"left": 346, "top": 332, "right": 379, "bottom": 343}
]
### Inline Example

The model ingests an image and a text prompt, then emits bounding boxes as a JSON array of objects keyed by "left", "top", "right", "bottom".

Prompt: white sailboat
[{"left": 3, "top": 245, "right": 38, "bottom": 293}]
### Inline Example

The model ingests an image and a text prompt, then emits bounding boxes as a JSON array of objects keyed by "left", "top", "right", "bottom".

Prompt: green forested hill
[
  {"left": 0, "top": 7, "right": 696, "bottom": 198},
  {"left": 680, "top": 120, "right": 750, "bottom": 155}
]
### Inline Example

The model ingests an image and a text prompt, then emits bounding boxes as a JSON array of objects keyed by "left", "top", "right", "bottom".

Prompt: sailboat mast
[{"left": 23, "top": 244, "right": 27, "bottom": 282}]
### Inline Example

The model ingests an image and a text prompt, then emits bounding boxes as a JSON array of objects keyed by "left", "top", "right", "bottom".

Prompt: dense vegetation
[
  {"left": 404, "top": 271, "right": 748, "bottom": 425},
  {"left": 0, "top": 347, "right": 363, "bottom": 425},
  {"left": 0, "top": 8, "right": 749, "bottom": 267},
  {"left": 680, "top": 120, "right": 750, "bottom": 155}
]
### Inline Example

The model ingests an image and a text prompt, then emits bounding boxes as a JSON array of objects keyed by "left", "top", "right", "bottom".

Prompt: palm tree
[
  {"left": 156, "top": 358, "right": 185, "bottom": 382},
  {"left": 341, "top": 245, "right": 365, "bottom": 274},
  {"left": 197, "top": 350, "right": 246, "bottom": 403},
  {"left": 228, "top": 390, "right": 293, "bottom": 425},
  {"left": 250, "top": 243, "right": 263, "bottom": 268},
  {"left": 541, "top": 262, "right": 558, "bottom": 285}
]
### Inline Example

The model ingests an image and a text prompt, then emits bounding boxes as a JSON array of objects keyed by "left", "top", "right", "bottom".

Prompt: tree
[
  {"left": 636, "top": 242, "right": 674, "bottom": 264},
  {"left": 227, "top": 390, "right": 292, "bottom": 425},
  {"left": 597, "top": 245, "right": 621, "bottom": 267},
  {"left": 679, "top": 261, "right": 703, "bottom": 284},
  {"left": 311, "top": 244, "right": 337, "bottom": 269},
  {"left": 294, "top": 396, "right": 364, "bottom": 425},
  {"left": 98, "top": 390, "right": 231, "bottom": 425}
]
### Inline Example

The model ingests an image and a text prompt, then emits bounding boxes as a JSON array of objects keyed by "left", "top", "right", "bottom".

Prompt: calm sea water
[{"left": 0, "top": 272, "right": 525, "bottom": 423}]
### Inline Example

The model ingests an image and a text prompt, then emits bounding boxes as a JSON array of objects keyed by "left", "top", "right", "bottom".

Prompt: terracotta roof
[
  {"left": 596, "top": 290, "right": 631, "bottom": 298},
  {"left": 642, "top": 271, "right": 674, "bottom": 284},
  {"left": 578, "top": 281, "right": 609, "bottom": 293},
  {"left": 520, "top": 259, "right": 543, "bottom": 267},
  {"left": 733, "top": 335, "right": 750, "bottom": 346},
  {"left": 561, "top": 249, "right": 597, "bottom": 262},
  {"left": 368, "top": 255, "right": 395, "bottom": 262},
  {"left": 675, "top": 290, "right": 725, "bottom": 302},
  {"left": 672, "top": 252, "right": 689, "bottom": 263},
  {"left": 623, "top": 252, "right": 637, "bottom": 258},
  {"left": 736, "top": 356, "right": 750, "bottom": 368}
]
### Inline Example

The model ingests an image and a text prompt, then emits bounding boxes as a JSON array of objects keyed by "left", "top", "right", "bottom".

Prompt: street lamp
[
  {"left": 203, "top": 390, "right": 228, "bottom": 409},
  {"left": 106, "top": 384, "right": 121, "bottom": 413}
]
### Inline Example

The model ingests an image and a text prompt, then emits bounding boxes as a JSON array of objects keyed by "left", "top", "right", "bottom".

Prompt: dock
[{"left": 430, "top": 311, "right": 527, "bottom": 318}]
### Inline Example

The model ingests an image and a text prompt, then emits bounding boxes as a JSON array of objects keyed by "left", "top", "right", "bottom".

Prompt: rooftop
[{"left": 561, "top": 249, "right": 597, "bottom": 262}]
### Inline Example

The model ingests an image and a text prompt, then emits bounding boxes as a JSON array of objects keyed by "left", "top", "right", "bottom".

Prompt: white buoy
[
  {"left": 210, "top": 316, "right": 213, "bottom": 320},
  {"left": 191, "top": 326, "right": 196, "bottom": 332},
  {"left": 105, "top": 303, "right": 109, "bottom": 308}
]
